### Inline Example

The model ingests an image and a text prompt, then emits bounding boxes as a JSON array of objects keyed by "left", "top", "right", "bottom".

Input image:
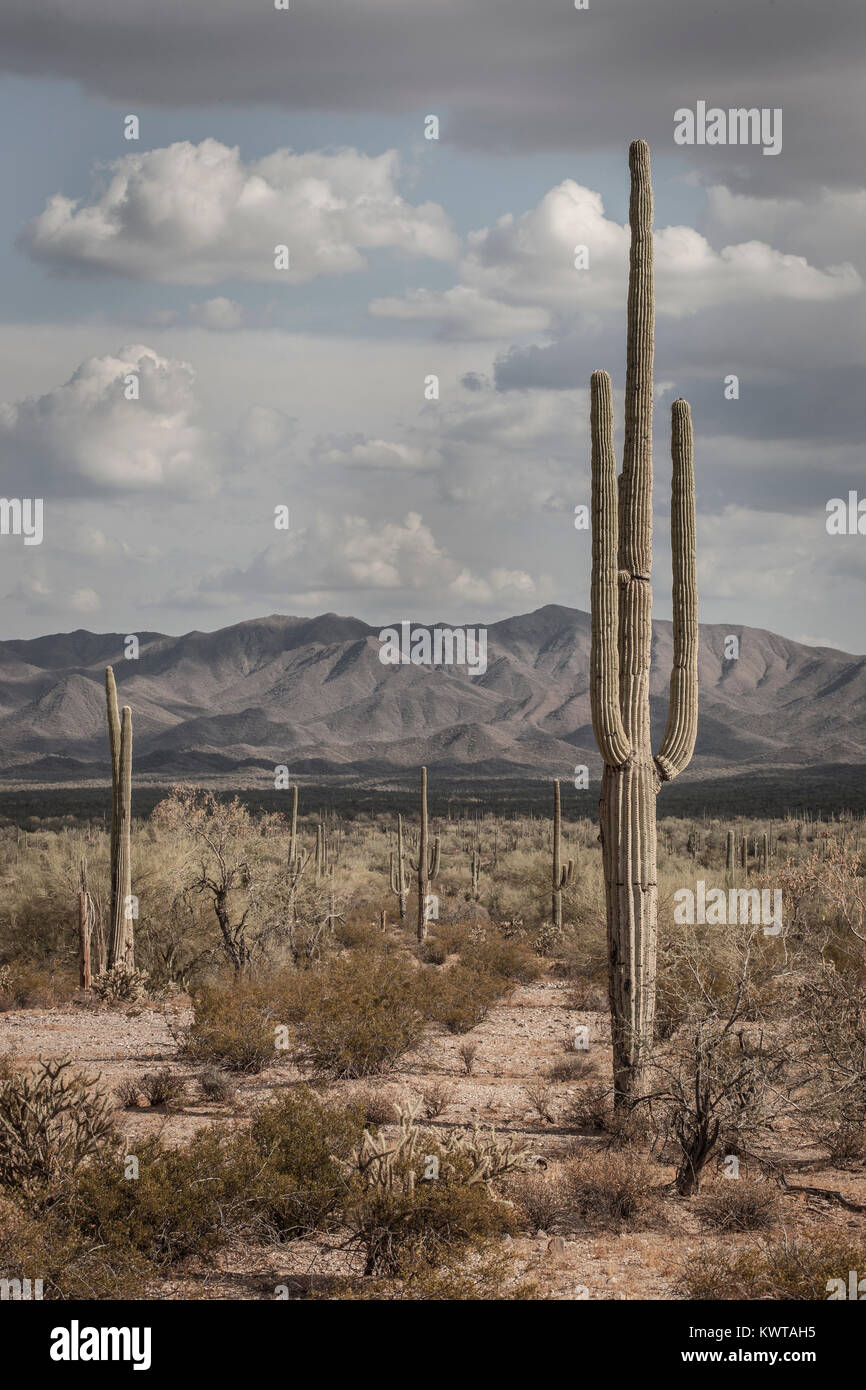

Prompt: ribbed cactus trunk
[
  {"left": 108, "top": 701, "right": 134, "bottom": 968},
  {"left": 389, "top": 813, "right": 408, "bottom": 921},
  {"left": 551, "top": 779, "right": 573, "bottom": 931},
  {"left": 105, "top": 667, "right": 121, "bottom": 944},
  {"left": 590, "top": 141, "right": 698, "bottom": 1108},
  {"left": 414, "top": 766, "right": 440, "bottom": 942},
  {"left": 289, "top": 785, "right": 299, "bottom": 868}
]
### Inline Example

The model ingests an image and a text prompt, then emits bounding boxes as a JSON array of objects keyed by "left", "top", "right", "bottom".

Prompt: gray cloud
[{"left": 2, "top": 2, "right": 865, "bottom": 191}]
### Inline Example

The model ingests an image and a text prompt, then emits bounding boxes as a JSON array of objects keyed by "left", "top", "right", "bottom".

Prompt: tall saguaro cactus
[
  {"left": 551, "top": 779, "right": 574, "bottom": 932},
  {"left": 589, "top": 140, "right": 698, "bottom": 1106},
  {"left": 106, "top": 667, "right": 134, "bottom": 968},
  {"left": 411, "top": 766, "right": 440, "bottom": 941}
]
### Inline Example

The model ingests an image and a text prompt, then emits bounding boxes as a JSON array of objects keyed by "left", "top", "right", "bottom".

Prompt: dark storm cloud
[{"left": 2, "top": 0, "right": 865, "bottom": 191}]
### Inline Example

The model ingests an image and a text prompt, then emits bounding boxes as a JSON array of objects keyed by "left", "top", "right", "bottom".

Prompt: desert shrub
[
  {"left": 0, "top": 1198, "right": 147, "bottom": 1300},
  {"left": 182, "top": 977, "right": 283, "bottom": 1072},
  {"left": 548, "top": 1055, "right": 593, "bottom": 1083},
  {"left": 242, "top": 1087, "right": 367, "bottom": 1237},
  {"left": 0, "top": 958, "right": 78, "bottom": 1011},
  {"left": 350, "top": 1084, "right": 398, "bottom": 1128},
  {"left": 291, "top": 951, "right": 425, "bottom": 1078},
  {"left": 828, "top": 1122, "right": 866, "bottom": 1167},
  {"left": 326, "top": 1245, "right": 539, "bottom": 1295},
  {"left": 420, "top": 1080, "right": 453, "bottom": 1119},
  {"left": 198, "top": 1067, "right": 238, "bottom": 1103},
  {"left": 560, "top": 1148, "right": 656, "bottom": 1227},
  {"left": 67, "top": 1130, "right": 253, "bottom": 1266},
  {"left": 420, "top": 937, "right": 448, "bottom": 966},
  {"left": 564, "top": 1082, "right": 614, "bottom": 1132},
  {"left": 458, "top": 1041, "right": 479, "bottom": 1076},
  {"left": 426, "top": 964, "right": 504, "bottom": 1034},
  {"left": 524, "top": 1080, "right": 557, "bottom": 1123},
  {"left": 323, "top": 1240, "right": 538, "bottom": 1301},
  {"left": 460, "top": 931, "right": 542, "bottom": 983},
  {"left": 114, "top": 1077, "right": 142, "bottom": 1109},
  {"left": 696, "top": 1182, "right": 780, "bottom": 1231},
  {"left": 508, "top": 1171, "right": 568, "bottom": 1233},
  {"left": 679, "top": 1236, "right": 866, "bottom": 1300},
  {"left": 343, "top": 1106, "right": 525, "bottom": 1275},
  {"left": 92, "top": 963, "right": 149, "bottom": 1003},
  {"left": 0, "top": 1058, "right": 116, "bottom": 1200},
  {"left": 140, "top": 1068, "right": 186, "bottom": 1108}
]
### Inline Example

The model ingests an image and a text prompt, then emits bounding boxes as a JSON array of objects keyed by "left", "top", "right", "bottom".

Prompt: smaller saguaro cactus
[
  {"left": 389, "top": 813, "right": 408, "bottom": 922},
  {"left": 288, "top": 786, "right": 299, "bottom": 869},
  {"left": 740, "top": 834, "right": 748, "bottom": 870},
  {"left": 315, "top": 822, "right": 330, "bottom": 880},
  {"left": 760, "top": 831, "right": 770, "bottom": 869},
  {"left": 551, "top": 779, "right": 573, "bottom": 932},
  {"left": 410, "top": 766, "right": 440, "bottom": 942},
  {"left": 470, "top": 847, "right": 481, "bottom": 902},
  {"left": 108, "top": 703, "right": 134, "bottom": 968},
  {"left": 726, "top": 830, "right": 735, "bottom": 878}
]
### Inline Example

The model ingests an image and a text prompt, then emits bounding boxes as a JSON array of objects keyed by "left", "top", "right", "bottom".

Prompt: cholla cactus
[
  {"left": 589, "top": 141, "right": 698, "bottom": 1106},
  {"left": 389, "top": 813, "right": 408, "bottom": 921},
  {"left": 410, "top": 767, "right": 440, "bottom": 942},
  {"left": 551, "top": 779, "right": 574, "bottom": 932}
]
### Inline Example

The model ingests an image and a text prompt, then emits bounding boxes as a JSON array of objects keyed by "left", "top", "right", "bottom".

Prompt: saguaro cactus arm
[
  {"left": 590, "top": 370, "right": 631, "bottom": 767},
  {"left": 655, "top": 398, "right": 698, "bottom": 782}
]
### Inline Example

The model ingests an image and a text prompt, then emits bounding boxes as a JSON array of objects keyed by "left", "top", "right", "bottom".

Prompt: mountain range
[{"left": 0, "top": 606, "right": 863, "bottom": 791}]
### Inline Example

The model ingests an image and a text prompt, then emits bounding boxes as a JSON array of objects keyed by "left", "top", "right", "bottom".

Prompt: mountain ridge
[{"left": 0, "top": 605, "right": 863, "bottom": 783}]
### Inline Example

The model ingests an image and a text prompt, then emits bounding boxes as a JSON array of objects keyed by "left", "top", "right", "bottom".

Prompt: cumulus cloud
[
  {"left": 371, "top": 179, "right": 860, "bottom": 339},
  {"left": 20, "top": 140, "right": 458, "bottom": 285},
  {"left": 0, "top": 345, "right": 215, "bottom": 496},
  {"left": 162, "top": 509, "right": 542, "bottom": 613}
]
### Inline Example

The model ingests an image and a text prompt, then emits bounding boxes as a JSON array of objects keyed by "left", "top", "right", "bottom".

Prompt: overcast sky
[{"left": 0, "top": 0, "right": 864, "bottom": 651}]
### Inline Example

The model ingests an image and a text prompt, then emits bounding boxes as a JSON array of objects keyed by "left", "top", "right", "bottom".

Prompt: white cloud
[
  {"left": 0, "top": 345, "right": 215, "bottom": 495},
  {"left": 21, "top": 140, "right": 458, "bottom": 285},
  {"left": 371, "top": 179, "right": 861, "bottom": 339},
  {"left": 189, "top": 297, "right": 246, "bottom": 330},
  {"left": 311, "top": 432, "right": 440, "bottom": 472}
]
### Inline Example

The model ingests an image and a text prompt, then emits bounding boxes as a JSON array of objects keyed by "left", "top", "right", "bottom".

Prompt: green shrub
[
  {"left": 425, "top": 964, "right": 504, "bottom": 1034},
  {"left": 68, "top": 1129, "right": 255, "bottom": 1267},
  {"left": 243, "top": 1087, "right": 368, "bottom": 1238},
  {"left": 0, "top": 1198, "right": 147, "bottom": 1300},
  {"left": 182, "top": 978, "right": 283, "bottom": 1072},
  {"left": 291, "top": 952, "right": 425, "bottom": 1078}
]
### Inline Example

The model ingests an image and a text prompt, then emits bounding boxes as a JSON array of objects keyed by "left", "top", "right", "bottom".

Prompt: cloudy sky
[{"left": 0, "top": 0, "right": 864, "bottom": 650}]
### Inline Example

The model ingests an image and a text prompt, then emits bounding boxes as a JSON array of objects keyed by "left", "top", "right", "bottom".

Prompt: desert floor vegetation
[{"left": 0, "top": 796, "right": 864, "bottom": 1300}]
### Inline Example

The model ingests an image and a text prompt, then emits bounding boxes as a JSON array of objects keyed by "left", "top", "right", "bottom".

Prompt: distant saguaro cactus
[
  {"left": 389, "top": 813, "right": 408, "bottom": 922},
  {"left": 410, "top": 766, "right": 440, "bottom": 942},
  {"left": 551, "top": 780, "right": 573, "bottom": 932},
  {"left": 589, "top": 140, "right": 698, "bottom": 1106},
  {"left": 288, "top": 785, "right": 299, "bottom": 869},
  {"left": 105, "top": 668, "right": 134, "bottom": 969},
  {"left": 726, "top": 830, "right": 735, "bottom": 877}
]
